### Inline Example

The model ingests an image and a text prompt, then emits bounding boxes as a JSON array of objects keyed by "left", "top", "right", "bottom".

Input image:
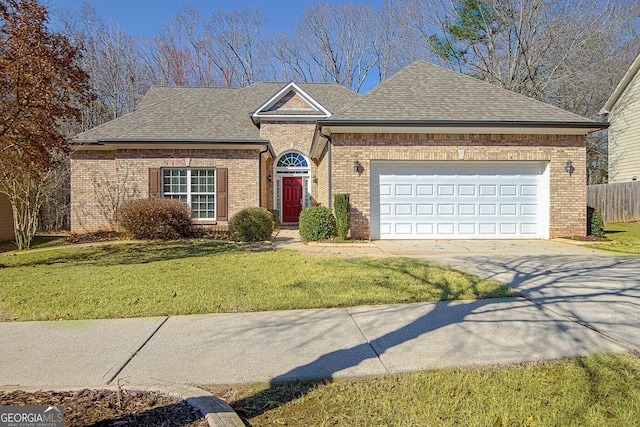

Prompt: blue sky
[{"left": 45, "top": 0, "right": 384, "bottom": 36}]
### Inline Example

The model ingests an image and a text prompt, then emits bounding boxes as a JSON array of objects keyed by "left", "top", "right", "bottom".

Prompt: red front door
[{"left": 282, "top": 177, "right": 303, "bottom": 223}]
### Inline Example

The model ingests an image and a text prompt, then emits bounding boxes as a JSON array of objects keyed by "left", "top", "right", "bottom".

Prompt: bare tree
[
  {"left": 294, "top": 2, "right": 378, "bottom": 92},
  {"left": 205, "top": 9, "right": 268, "bottom": 86},
  {"left": 148, "top": 7, "right": 269, "bottom": 88},
  {"left": 59, "top": 2, "right": 150, "bottom": 129},
  {"left": 373, "top": 1, "right": 413, "bottom": 82},
  {"left": 0, "top": 0, "right": 91, "bottom": 249},
  {"left": 403, "top": 0, "right": 640, "bottom": 100}
]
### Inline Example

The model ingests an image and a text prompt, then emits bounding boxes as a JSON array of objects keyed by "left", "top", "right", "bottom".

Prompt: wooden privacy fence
[{"left": 587, "top": 181, "right": 640, "bottom": 223}]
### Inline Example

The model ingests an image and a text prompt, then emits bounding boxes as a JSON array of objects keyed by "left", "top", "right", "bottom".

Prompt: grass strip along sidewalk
[
  {"left": 209, "top": 352, "right": 640, "bottom": 427},
  {"left": 0, "top": 240, "right": 511, "bottom": 321}
]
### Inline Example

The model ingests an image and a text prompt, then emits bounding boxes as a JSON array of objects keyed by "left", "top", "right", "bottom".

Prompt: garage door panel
[
  {"left": 480, "top": 185, "right": 497, "bottom": 196},
  {"left": 458, "top": 204, "right": 476, "bottom": 215},
  {"left": 438, "top": 185, "right": 455, "bottom": 196},
  {"left": 479, "top": 224, "right": 497, "bottom": 235},
  {"left": 500, "top": 205, "right": 518, "bottom": 215},
  {"left": 437, "top": 204, "right": 455, "bottom": 215},
  {"left": 500, "top": 224, "right": 518, "bottom": 234},
  {"left": 380, "top": 184, "right": 392, "bottom": 196},
  {"left": 395, "top": 223, "right": 413, "bottom": 235},
  {"left": 395, "top": 185, "right": 413, "bottom": 196},
  {"left": 458, "top": 224, "right": 476, "bottom": 234},
  {"left": 459, "top": 185, "right": 476, "bottom": 196},
  {"left": 417, "top": 185, "right": 434, "bottom": 195},
  {"left": 500, "top": 185, "right": 517, "bottom": 196},
  {"left": 479, "top": 205, "right": 497, "bottom": 215},
  {"left": 380, "top": 223, "right": 392, "bottom": 235},
  {"left": 438, "top": 223, "right": 455, "bottom": 235},
  {"left": 416, "top": 223, "right": 434, "bottom": 235},
  {"left": 416, "top": 204, "right": 434, "bottom": 215},
  {"left": 372, "top": 161, "right": 549, "bottom": 239}
]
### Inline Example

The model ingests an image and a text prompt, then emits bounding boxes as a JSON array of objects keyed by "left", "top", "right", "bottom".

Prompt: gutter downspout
[
  {"left": 318, "top": 127, "right": 332, "bottom": 210},
  {"left": 259, "top": 145, "right": 270, "bottom": 208}
]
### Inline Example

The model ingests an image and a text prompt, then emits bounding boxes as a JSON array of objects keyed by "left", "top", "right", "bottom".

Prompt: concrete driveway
[{"left": 374, "top": 239, "right": 640, "bottom": 352}]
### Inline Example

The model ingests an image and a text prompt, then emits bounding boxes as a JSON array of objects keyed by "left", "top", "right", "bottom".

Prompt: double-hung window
[{"left": 162, "top": 168, "right": 216, "bottom": 219}]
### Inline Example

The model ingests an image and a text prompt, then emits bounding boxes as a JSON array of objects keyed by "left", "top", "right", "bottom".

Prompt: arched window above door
[{"left": 276, "top": 152, "right": 308, "bottom": 168}]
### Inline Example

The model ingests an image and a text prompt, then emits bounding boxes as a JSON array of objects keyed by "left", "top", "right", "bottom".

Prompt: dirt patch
[
  {"left": 572, "top": 236, "right": 606, "bottom": 241},
  {"left": 0, "top": 389, "right": 209, "bottom": 427},
  {"left": 66, "top": 231, "right": 125, "bottom": 244}
]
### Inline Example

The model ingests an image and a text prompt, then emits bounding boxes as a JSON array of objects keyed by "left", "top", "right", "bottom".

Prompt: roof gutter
[
  {"left": 72, "top": 138, "right": 276, "bottom": 157},
  {"left": 317, "top": 119, "right": 608, "bottom": 130}
]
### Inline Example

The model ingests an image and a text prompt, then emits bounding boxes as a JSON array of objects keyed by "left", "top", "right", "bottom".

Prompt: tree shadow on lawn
[
  {"left": 0, "top": 235, "right": 63, "bottom": 253},
  {"left": 1, "top": 239, "right": 254, "bottom": 268},
  {"left": 228, "top": 255, "right": 638, "bottom": 424},
  {"left": 288, "top": 257, "right": 516, "bottom": 307}
]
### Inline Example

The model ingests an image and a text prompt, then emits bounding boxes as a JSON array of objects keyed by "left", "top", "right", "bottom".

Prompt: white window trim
[{"left": 162, "top": 168, "right": 217, "bottom": 221}]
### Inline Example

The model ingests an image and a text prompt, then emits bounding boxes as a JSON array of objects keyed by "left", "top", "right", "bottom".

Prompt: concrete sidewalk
[
  {"left": 0, "top": 298, "right": 628, "bottom": 388},
  {"left": 1, "top": 232, "right": 637, "bottom": 390}
]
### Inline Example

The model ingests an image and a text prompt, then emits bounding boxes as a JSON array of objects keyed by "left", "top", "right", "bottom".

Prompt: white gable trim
[
  {"left": 252, "top": 82, "right": 331, "bottom": 120},
  {"left": 601, "top": 52, "right": 640, "bottom": 115}
]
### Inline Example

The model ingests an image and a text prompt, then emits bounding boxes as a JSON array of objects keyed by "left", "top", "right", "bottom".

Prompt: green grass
[
  {"left": 590, "top": 222, "right": 640, "bottom": 254},
  {"left": 210, "top": 352, "right": 640, "bottom": 427},
  {"left": 0, "top": 240, "right": 510, "bottom": 321},
  {"left": 0, "top": 235, "right": 64, "bottom": 253}
]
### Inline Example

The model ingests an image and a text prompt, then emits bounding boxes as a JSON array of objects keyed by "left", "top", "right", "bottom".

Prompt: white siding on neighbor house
[
  {"left": 0, "top": 193, "right": 14, "bottom": 241},
  {"left": 609, "top": 69, "right": 640, "bottom": 183}
]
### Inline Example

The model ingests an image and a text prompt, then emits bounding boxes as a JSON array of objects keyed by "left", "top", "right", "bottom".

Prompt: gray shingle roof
[
  {"left": 75, "top": 82, "right": 360, "bottom": 143},
  {"left": 328, "top": 61, "right": 598, "bottom": 125}
]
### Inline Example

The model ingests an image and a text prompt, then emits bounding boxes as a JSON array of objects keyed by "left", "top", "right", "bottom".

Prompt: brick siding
[
  {"left": 260, "top": 121, "right": 317, "bottom": 210},
  {"left": 71, "top": 148, "right": 261, "bottom": 233},
  {"left": 325, "top": 133, "right": 587, "bottom": 239}
]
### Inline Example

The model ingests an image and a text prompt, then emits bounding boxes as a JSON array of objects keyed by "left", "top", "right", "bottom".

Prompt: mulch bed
[{"left": 0, "top": 389, "right": 209, "bottom": 427}]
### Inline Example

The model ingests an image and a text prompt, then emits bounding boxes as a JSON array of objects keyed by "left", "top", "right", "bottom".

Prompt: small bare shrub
[{"left": 117, "top": 198, "right": 193, "bottom": 240}]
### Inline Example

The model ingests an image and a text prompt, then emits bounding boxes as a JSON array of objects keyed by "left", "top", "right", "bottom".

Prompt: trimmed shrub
[
  {"left": 269, "top": 209, "right": 280, "bottom": 226},
  {"left": 334, "top": 193, "right": 351, "bottom": 240},
  {"left": 117, "top": 198, "right": 193, "bottom": 240},
  {"left": 298, "top": 206, "right": 336, "bottom": 241},
  {"left": 229, "top": 207, "right": 274, "bottom": 242},
  {"left": 587, "top": 206, "right": 605, "bottom": 237}
]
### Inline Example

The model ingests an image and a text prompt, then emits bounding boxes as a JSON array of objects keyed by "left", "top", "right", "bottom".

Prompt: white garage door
[{"left": 371, "top": 161, "right": 549, "bottom": 240}]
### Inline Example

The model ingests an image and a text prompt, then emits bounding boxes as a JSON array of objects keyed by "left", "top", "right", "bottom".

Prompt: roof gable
[
  {"left": 252, "top": 82, "right": 331, "bottom": 120},
  {"left": 329, "top": 61, "right": 598, "bottom": 125}
]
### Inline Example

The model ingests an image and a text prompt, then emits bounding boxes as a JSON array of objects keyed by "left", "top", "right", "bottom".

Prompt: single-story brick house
[{"left": 72, "top": 61, "right": 606, "bottom": 239}]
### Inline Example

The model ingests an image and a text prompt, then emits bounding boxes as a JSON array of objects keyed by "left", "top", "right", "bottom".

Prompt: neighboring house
[
  {"left": 0, "top": 194, "right": 14, "bottom": 241},
  {"left": 600, "top": 52, "right": 640, "bottom": 183},
  {"left": 72, "top": 61, "right": 605, "bottom": 240}
]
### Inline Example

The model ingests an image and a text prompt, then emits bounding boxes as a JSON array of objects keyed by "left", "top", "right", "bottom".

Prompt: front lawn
[
  {"left": 0, "top": 240, "right": 511, "bottom": 321},
  {"left": 590, "top": 222, "right": 640, "bottom": 254},
  {"left": 210, "top": 352, "right": 640, "bottom": 427}
]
